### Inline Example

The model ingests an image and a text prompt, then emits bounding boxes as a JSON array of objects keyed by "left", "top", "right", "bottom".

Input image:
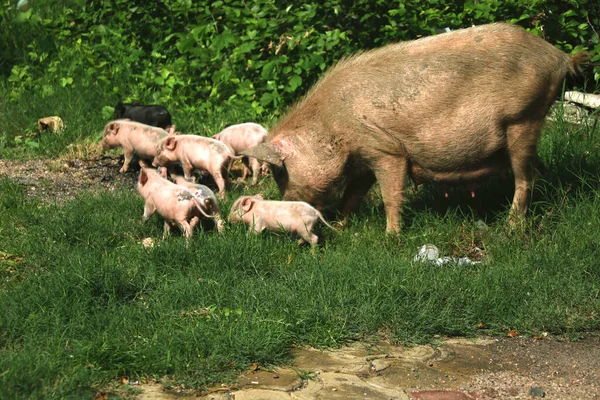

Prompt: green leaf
[
  {"left": 102, "top": 106, "right": 115, "bottom": 120},
  {"left": 288, "top": 75, "right": 302, "bottom": 92},
  {"left": 261, "top": 60, "right": 277, "bottom": 80}
]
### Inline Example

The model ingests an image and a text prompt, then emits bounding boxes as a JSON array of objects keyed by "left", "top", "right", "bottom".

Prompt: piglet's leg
[
  {"left": 240, "top": 158, "right": 251, "bottom": 181},
  {"left": 211, "top": 170, "right": 227, "bottom": 200},
  {"left": 182, "top": 163, "right": 195, "bottom": 181},
  {"left": 188, "top": 216, "right": 200, "bottom": 238},
  {"left": 249, "top": 157, "right": 261, "bottom": 186},
  {"left": 298, "top": 230, "right": 319, "bottom": 247},
  {"left": 142, "top": 202, "right": 156, "bottom": 223},
  {"left": 162, "top": 221, "right": 173, "bottom": 239},
  {"left": 179, "top": 220, "right": 193, "bottom": 239},
  {"left": 120, "top": 148, "right": 134, "bottom": 173},
  {"left": 249, "top": 219, "right": 265, "bottom": 234}
]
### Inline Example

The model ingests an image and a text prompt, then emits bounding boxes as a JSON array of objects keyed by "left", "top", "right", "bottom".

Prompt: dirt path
[
  {"left": 2, "top": 158, "right": 600, "bottom": 399},
  {"left": 0, "top": 157, "right": 137, "bottom": 203},
  {"left": 135, "top": 336, "right": 600, "bottom": 400}
]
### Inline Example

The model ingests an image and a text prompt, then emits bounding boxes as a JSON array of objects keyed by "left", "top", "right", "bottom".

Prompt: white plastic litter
[{"left": 413, "top": 244, "right": 480, "bottom": 266}]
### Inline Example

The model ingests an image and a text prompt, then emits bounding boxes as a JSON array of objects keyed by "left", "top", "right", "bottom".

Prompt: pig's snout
[{"left": 227, "top": 211, "right": 240, "bottom": 223}]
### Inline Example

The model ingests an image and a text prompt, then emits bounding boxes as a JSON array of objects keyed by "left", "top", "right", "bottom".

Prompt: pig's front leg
[
  {"left": 142, "top": 201, "right": 156, "bottom": 223},
  {"left": 249, "top": 218, "right": 265, "bottom": 234},
  {"left": 120, "top": 147, "right": 134, "bottom": 173},
  {"left": 241, "top": 158, "right": 251, "bottom": 181},
  {"left": 249, "top": 157, "right": 261, "bottom": 186},
  {"left": 182, "top": 162, "right": 195, "bottom": 181}
]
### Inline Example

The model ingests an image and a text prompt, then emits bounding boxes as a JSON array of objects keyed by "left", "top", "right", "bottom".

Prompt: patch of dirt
[
  {"left": 0, "top": 156, "right": 137, "bottom": 203},
  {"left": 0, "top": 156, "right": 248, "bottom": 204},
  {"left": 125, "top": 335, "right": 600, "bottom": 399},
  {"left": 466, "top": 335, "right": 600, "bottom": 399}
]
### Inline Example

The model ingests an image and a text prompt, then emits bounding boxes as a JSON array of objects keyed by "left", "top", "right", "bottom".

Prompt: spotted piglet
[
  {"left": 137, "top": 167, "right": 215, "bottom": 239},
  {"left": 171, "top": 174, "right": 224, "bottom": 233}
]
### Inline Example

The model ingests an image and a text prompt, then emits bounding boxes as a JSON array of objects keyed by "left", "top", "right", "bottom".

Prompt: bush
[{"left": 1, "top": 0, "right": 598, "bottom": 142}]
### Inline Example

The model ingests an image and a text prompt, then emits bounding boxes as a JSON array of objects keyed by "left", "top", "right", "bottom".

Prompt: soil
[
  {"left": 2, "top": 157, "right": 600, "bottom": 399},
  {"left": 0, "top": 156, "right": 138, "bottom": 203}
]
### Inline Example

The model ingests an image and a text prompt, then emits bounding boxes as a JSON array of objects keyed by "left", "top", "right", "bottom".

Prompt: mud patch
[{"left": 0, "top": 157, "right": 137, "bottom": 204}]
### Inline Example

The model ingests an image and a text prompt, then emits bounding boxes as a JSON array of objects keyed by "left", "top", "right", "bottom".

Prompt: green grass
[{"left": 1, "top": 96, "right": 600, "bottom": 398}]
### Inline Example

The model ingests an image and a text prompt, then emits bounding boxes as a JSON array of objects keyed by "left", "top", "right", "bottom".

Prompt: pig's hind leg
[
  {"left": 179, "top": 220, "right": 194, "bottom": 239},
  {"left": 210, "top": 165, "right": 228, "bottom": 200},
  {"left": 297, "top": 221, "right": 319, "bottom": 246},
  {"left": 506, "top": 120, "right": 544, "bottom": 227},
  {"left": 162, "top": 221, "right": 174, "bottom": 239}
]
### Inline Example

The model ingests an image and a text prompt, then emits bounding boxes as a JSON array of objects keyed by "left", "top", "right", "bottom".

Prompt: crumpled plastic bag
[{"left": 413, "top": 244, "right": 480, "bottom": 266}]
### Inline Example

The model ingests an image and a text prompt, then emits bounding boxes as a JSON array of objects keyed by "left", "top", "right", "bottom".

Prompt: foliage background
[{"left": 1, "top": 0, "right": 598, "bottom": 146}]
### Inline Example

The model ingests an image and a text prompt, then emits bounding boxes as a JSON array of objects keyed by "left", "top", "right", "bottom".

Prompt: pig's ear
[
  {"left": 240, "top": 143, "right": 283, "bottom": 167},
  {"left": 164, "top": 136, "right": 177, "bottom": 151},
  {"left": 109, "top": 122, "right": 119, "bottom": 134},
  {"left": 254, "top": 193, "right": 265, "bottom": 200},
  {"left": 139, "top": 169, "right": 148, "bottom": 186},
  {"left": 241, "top": 197, "right": 255, "bottom": 213}
]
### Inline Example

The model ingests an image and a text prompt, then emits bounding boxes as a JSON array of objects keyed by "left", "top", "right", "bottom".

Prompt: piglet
[
  {"left": 212, "top": 123, "right": 268, "bottom": 185},
  {"left": 102, "top": 120, "right": 170, "bottom": 173},
  {"left": 153, "top": 134, "right": 241, "bottom": 199},
  {"left": 228, "top": 194, "right": 336, "bottom": 246},
  {"left": 171, "top": 174, "right": 224, "bottom": 233},
  {"left": 137, "top": 167, "right": 215, "bottom": 239}
]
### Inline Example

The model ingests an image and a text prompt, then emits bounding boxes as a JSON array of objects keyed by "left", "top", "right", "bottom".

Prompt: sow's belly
[{"left": 407, "top": 152, "right": 511, "bottom": 188}]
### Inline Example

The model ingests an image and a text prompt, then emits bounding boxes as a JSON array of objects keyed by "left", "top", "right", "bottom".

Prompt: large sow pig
[
  {"left": 241, "top": 23, "right": 589, "bottom": 232},
  {"left": 137, "top": 167, "right": 215, "bottom": 239},
  {"left": 212, "top": 123, "right": 268, "bottom": 185},
  {"left": 114, "top": 101, "right": 175, "bottom": 134},
  {"left": 228, "top": 194, "right": 336, "bottom": 246},
  {"left": 153, "top": 135, "right": 241, "bottom": 199},
  {"left": 102, "top": 120, "right": 169, "bottom": 173}
]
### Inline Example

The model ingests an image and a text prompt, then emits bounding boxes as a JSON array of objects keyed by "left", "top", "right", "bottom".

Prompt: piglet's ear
[
  {"left": 164, "top": 136, "right": 177, "bottom": 151},
  {"left": 241, "top": 197, "right": 254, "bottom": 213},
  {"left": 109, "top": 122, "right": 119, "bottom": 135},
  {"left": 139, "top": 169, "right": 148, "bottom": 186},
  {"left": 253, "top": 194, "right": 264, "bottom": 200}
]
